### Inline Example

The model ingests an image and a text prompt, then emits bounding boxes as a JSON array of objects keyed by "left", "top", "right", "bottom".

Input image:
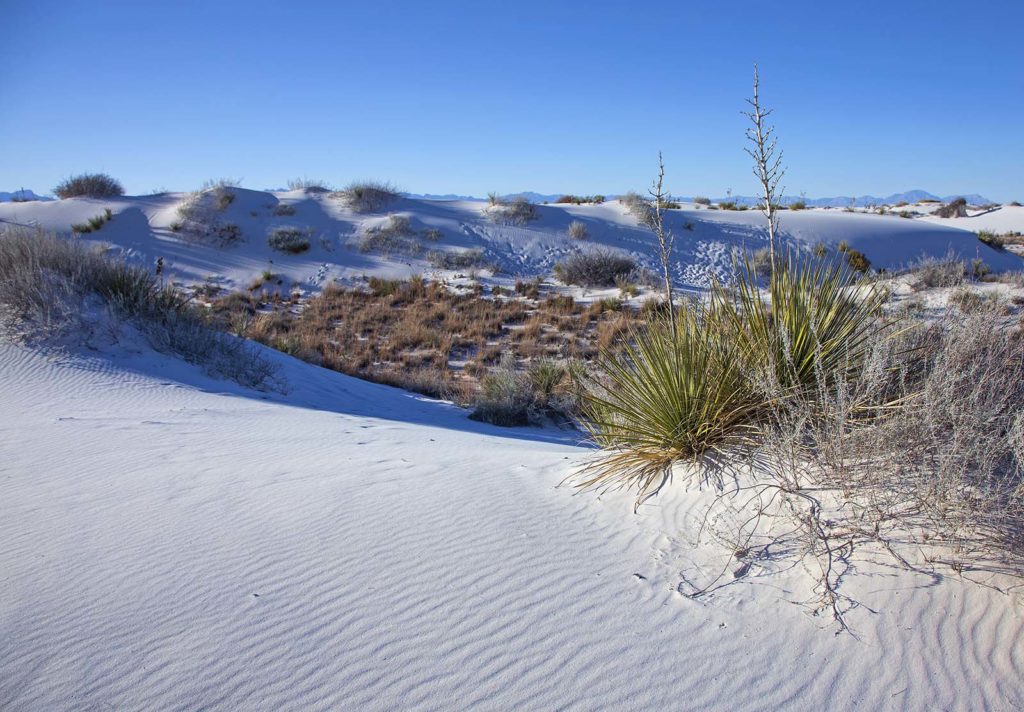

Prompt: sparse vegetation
[
  {"left": 909, "top": 253, "right": 966, "bottom": 290},
  {"left": 175, "top": 181, "right": 243, "bottom": 247},
  {"left": 333, "top": 180, "right": 400, "bottom": 213},
  {"left": 267, "top": 228, "right": 312, "bottom": 254},
  {"left": 286, "top": 177, "right": 331, "bottom": 192},
  {"left": 54, "top": 173, "right": 124, "bottom": 199},
  {"left": 935, "top": 197, "right": 968, "bottom": 218},
  {"left": 71, "top": 208, "right": 114, "bottom": 234},
  {"left": 487, "top": 195, "right": 538, "bottom": 225},
  {"left": 273, "top": 203, "right": 296, "bottom": 216},
  {"left": 358, "top": 214, "right": 420, "bottom": 255},
  {"left": 693, "top": 196, "right": 711, "bottom": 206},
  {"left": 427, "top": 249, "right": 486, "bottom": 270},
  {"left": 555, "top": 195, "right": 605, "bottom": 204},
  {"left": 554, "top": 249, "right": 636, "bottom": 287},
  {"left": 0, "top": 229, "right": 275, "bottom": 386},
  {"left": 567, "top": 220, "right": 588, "bottom": 240}
]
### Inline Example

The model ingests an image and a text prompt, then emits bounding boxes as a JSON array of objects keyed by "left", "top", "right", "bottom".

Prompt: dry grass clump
[
  {"left": 286, "top": 177, "right": 331, "bottom": 192},
  {"left": 567, "top": 220, "right": 589, "bottom": 240},
  {"left": 0, "top": 229, "right": 275, "bottom": 387},
  {"left": 273, "top": 203, "right": 296, "bottom": 216},
  {"left": 358, "top": 214, "right": 420, "bottom": 255},
  {"left": 267, "top": 227, "right": 312, "bottom": 254},
  {"left": 554, "top": 249, "right": 636, "bottom": 287},
  {"left": 54, "top": 173, "right": 124, "bottom": 199},
  {"left": 620, "top": 191, "right": 656, "bottom": 227},
  {"left": 934, "top": 197, "right": 968, "bottom": 218},
  {"left": 174, "top": 181, "right": 242, "bottom": 247},
  {"left": 427, "top": 248, "right": 486, "bottom": 270},
  {"left": 908, "top": 252, "right": 965, "bottom": 290},
  {"left": 333, "top": 180, "right": 400, "bottom": 213},
  {"left": 487, "top": 195, "right": 539, "bottom": 225},
  {"left": 71, "top": 208, "right": 113, "bottom": 234}
]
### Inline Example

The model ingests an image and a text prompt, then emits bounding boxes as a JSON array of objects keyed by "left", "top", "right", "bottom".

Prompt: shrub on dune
[
  {"left": 268, "top": 228, "right": 312, "bottom": 254},
  {"left": 554, "top": 249, "right": 636, "bottom": 287},
  {"left": 54, "top": 173, "right": 124, "bottom": 199},
  {"left": 333, "top": 180, "right": 400, "bottom": 213},
  {"left": 567, "top": 220, "right": 589, "bottom": 240}
]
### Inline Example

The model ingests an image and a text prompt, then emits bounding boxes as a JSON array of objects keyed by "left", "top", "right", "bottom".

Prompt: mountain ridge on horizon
[{"left": 1, "top": 187, "right": 998, "bottom": 207}]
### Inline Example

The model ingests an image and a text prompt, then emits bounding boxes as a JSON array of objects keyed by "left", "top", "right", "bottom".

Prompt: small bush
[
  {"left": 621, "top": 191, "right": 655, "bottom": 227},
  {"left": 554, "top": 249, "right": 636, "bottom": 287},
  {"left": 427, "top": 249, "right": 486, "bottom": 270},
  {"left": 845, "top": 248, "right": 870, "bottom": 273},
  {"left": 470, "top": 355, "right": 535, "bottom": 426},
  {"left": 273, "top": 203, "right": 296, "bottom": 216},
  {"left": 421, "top": 227, "right": 443, "bottom": 241},
  {"left": 54, "top": 173, "right": 124, "bottom": 199},
  {"left": 488, "top": 195, "right": 538, "bottom": 225},
  {"left": 978, "top": 231, "right": 1006, "bottom": 250},
  {"left": 175, "top": 183, "right": 243, "bottom": 247},
  {"left": 935, "top": 197, "right": 968, "bottom": 218},
  {"left": 286, "top": 178, "right": 331, "bottom": 192},
  {"left": 693, "top": 196, "right": 711, "bottom": 206},
  {"left": 567, "top": 220, "right": 588, "bottom": 240},
  {"left": 268, "top": 228, "right": 312, "bottom": 254},
  {"left": 333, "top": 180, "right": 399, "bottom": 213},
  {"left": 789, "top": 200, "right": 807, "bottom": 210},
  {"left": 909, "top": 253, "right": 966, "bottom": 290},
  {"left": 359, "top": 215, "right": 420, "bottom": 255}
]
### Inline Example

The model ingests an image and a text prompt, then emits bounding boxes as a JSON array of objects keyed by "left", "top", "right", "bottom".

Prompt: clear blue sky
[{"left": 2, "top": 0, "right": 1022, "bottom": 201}]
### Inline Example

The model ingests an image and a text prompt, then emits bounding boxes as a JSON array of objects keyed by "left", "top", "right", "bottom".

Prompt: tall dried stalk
[{"left": 743, "top": 65, "right": 785, "bottom": 270}]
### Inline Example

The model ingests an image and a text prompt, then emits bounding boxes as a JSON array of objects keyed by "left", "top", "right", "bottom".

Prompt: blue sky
[{"left": 2, "top": 0, "right": 1022, "bottom": 201}]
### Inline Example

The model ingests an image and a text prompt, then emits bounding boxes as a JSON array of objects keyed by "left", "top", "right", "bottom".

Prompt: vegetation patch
[{"left": 54, "top": 173, "right": 124, "bottom": 199}]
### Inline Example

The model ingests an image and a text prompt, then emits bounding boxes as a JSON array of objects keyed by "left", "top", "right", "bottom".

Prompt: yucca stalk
[
  {"left": 576, "top": 305, "right": 763, "bottom": 508},
  {"left": 714, "top": 251, "right": 887, "bottom": 399}
]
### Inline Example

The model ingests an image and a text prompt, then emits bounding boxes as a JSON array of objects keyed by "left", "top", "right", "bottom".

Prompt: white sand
[
  {"left": 2, "top": 331, "right": 1023, "bottom": 710},
  {"left": 2, "top": 192, "right": 1019, "bottom": 300}
]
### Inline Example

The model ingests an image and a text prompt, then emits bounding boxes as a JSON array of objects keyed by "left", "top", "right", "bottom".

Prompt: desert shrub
[
  {"left": 845, "top": 248, "right": 870, "bottom": 273},
  {"left": 789, "top": 200, "right": 807, "bottom": 210},
  {"left": 470, "top": 354, "right": 535, "bottom": 426},
  {"left": 977, "top": 231, "right": 1005, "bottom": 250},
  {"left": 273, "top": 203, "right": 296, "bottom": 216},
  {"left": 567, "top": 220, "right": 588, "bottom": 240},
  {"left": 175, "top": 183, "right": 243, "bottom": 247},
  {"left": 693, "top": 196, "right": 711, "bottom": 205},
  {"left": 286, "top": 177, "right": 331, "bottom": 192},
  {"left": 935, "top": 197, "right": 968, "bottom": 218},
  {"left": 54, "top": 173, "right": 124, "bottom": 199},
  {"left": 333, "top": 180, "right": 399, "bottom": 212},
  {"left": 719, "top": 201, "right": 738, "bottom": 210},
  {"left": 556, "top": 195, "right": 605, "bottom": 205},
  {"left": 427, "top": 248, "right": 485, "bottom": 270},
  {"left": 750, "top": 247, "right": 773, "bottom": 274},
  {"left": 554, "top": 249, "right": 636, "bottom": 287},
  {"left": 621, "top": 191, "right": 655, "bottom": 227},
  {"left": 359, "top": 215, "right": 419, "bottom": 255},
  {"left": 909, "top": 253, "right": 965, "bottom": 290},
  {"left": 0, "top": 229, "right": 275, "bottom": 386},
  {"left": 421, "top": 227, "right": 443, "bottom": 241},
  {"left": 615, "top": 274, "right": 639, "bottom": 297},
  {"left": 488, "top": 195, "right": 538, "bottom": 225},
  {"left": 268, "top": 228, "right": 311, "bottom": 254}
]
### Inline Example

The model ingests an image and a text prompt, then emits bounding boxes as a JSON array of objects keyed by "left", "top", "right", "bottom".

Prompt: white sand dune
[
  {"left": 1, "top": 191, "right": 1019, "bottom": 299},
  {"left": 2, "top": 335, "right": 1023, "bottom": 710}
]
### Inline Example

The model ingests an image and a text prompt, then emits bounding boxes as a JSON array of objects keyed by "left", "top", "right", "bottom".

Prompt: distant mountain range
[
  {"left": 1, "top": 187, "right": 996, "bottom": 207},
  {"left": 0, "top": 189, "right": 53, "bottom": 202},
  {"left": 405, "top": 189, "right": 996, "bottom": 207},
  {"left": 701, "top": 190, "right": 995, "bottom": 208}
]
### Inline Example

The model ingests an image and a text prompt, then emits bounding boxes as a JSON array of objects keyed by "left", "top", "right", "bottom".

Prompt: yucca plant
[
  {"left": 576, "top": 305, "right": 764, "bottom": 508},
  {"left": 713, "top": 251, "right": 887, "bottom": 400}
]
